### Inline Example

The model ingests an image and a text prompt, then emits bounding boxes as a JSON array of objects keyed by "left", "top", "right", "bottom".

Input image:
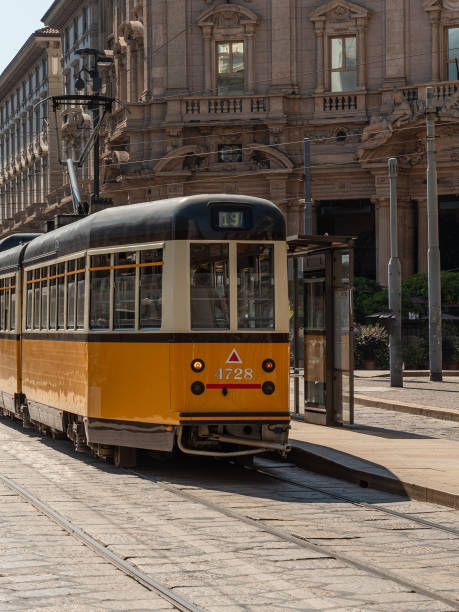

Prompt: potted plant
[{"left": 354, "top": 324, "right": 389, "bottom": 370}]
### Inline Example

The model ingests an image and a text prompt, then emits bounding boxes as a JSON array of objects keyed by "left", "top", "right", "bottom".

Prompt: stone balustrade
[
  {"left": 165, "top": 94, "right": 287, "bottom": 123},
  {"left": 313, "top": 91, "right": 367, "bottom": 119}
]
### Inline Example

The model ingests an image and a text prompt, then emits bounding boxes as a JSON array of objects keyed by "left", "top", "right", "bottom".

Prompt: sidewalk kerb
[
  {"left": 288, "top": 442, "right": 459, "bottom": 510},
  {"left": 352, "top": 394, "right": 459, "bottom": 422}
]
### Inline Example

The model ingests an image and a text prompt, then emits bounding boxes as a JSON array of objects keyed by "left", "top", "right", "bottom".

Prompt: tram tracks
[
  {"left": 251, "top": 457, "right": 459, "bottom": 538},
  {"left": 1, "top": 415, "right": 459, "bottom": 610},
  {"left": 0, "top": 471, "right": 203, "bottom": 612},
  {"left": 134, "top": 465, "right": 459, "bottom": 610}
]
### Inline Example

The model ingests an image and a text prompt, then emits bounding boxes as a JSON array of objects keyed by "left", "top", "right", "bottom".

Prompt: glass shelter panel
[
  {"left": 303, "top": 270, "right": 326, "bottom": 411},
  {"left": 190, "top": 244, "right": 229, "bottom": 329}
]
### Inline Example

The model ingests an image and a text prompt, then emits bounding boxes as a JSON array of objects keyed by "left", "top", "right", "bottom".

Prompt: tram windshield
[
  {"left": 237, "top": 244, "right": 274, "bottom": 329},
  {"left": 190, "top": 244, "right": 230, "bottom": 329}
]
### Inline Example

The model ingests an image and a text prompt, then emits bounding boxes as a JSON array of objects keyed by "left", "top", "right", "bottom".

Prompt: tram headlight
[
  {"left": 191, "top": 359, "right": 205, "bottom": 372},
  {"left": 262, "top": 381, "right": 275, "bottom": 395},
  {"left": 191, "top": 381, "right": 205, "bottom": 395},
  {"left": 262, "top": 358, "right": 275, "bottom": 373}
]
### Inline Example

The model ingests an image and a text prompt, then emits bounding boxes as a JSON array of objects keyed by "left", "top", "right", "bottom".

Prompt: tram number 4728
[{"left": 215, "top": 368, "right": 254, "bottom": 380}]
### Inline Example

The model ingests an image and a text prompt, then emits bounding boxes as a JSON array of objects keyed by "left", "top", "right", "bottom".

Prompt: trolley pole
[
  {"left": 426, "top": 86, "right": 443, "bottom": 382},
  {"left": 303, "top": 138, "right": 312, "bottom": 234},
  {"left": 388, "top": 158, "right": 403, "bottom": 387}
]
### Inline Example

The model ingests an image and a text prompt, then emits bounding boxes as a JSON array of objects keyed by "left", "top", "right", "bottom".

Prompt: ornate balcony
[
  {"left": 165, "top": 94, "right": 287, "bottom": 124},
  {"left": 312, "top": 91, "right": 367, "bottom": 121}
]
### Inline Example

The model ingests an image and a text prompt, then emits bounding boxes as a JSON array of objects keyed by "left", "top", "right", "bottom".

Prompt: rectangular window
[
  {"left": 33, "top": 270, "right": 41, "bottom": 330},
  {"left": 49, "top": 265, "right": 57, "bottom": 329},
  {"left": 330, "top": 36, "right": 357, "bottom": 92},
  {"left": 218, "top": 144, "right": 242, "bottom": 163},
  {"left": 57, "top": 263, "right": 65, "bottom": 329},
  {"left": 0, "top": 280, "right": 4, "bottom": 331},
  {"left": 76, "top": 257, "right": 85, "bottom": 329},
  {"left": 447, "top": 27, "right": 459, "bottom": 80},
  {"left": 140, "top": 249, "right": 163, "bottom": 329},
  {"left": 10, "top": 283, "right": 15, "bottom": 331},
  {"left": 41, "top": 269, "right": 48, "bottom": 329},
  {"left": 67, "top": 260, "right": 76, "bottom": 329},
  {"left": 4, "top": 289, "right": 9, "bottom": 331},
  {"left": 26, "top": 271, "right": 33, "bottom": 329},
  {"left": 114, "top": 251, "right": 136, "bottom": 329},
  {"left": 237, "top": 244, "right": 274, "bottom": 329},
  {"left": 90, "top": 254, "right": 110, "bottom": 329},
  {"left": 190, "top": 244, "right": 229, "bottom": 329},
  {"left": 217, "top": 41, "right": 245, "bottom": 95}
]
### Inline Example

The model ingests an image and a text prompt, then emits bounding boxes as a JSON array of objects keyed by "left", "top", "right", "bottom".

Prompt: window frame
[
  {"left": 446, "top": 26, "right": 459, "bottom": 81},
  {"left": 188, "top": 240, "right": 280, "bottom": 332},
  {"left": 329, "top": 35, "right": 358, "bottom": 93},
  {"left": 215, "top": 40, "right": 245, "bottom": 96},
  {"left": 87, "top": 242, "right": 164, "bottom": 333}
]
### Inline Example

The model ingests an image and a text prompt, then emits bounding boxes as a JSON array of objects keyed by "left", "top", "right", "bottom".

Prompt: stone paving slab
[
  {"left": 289, "top": 421, "right": 459, "bottom": 509},
  {"left": 353, "top": 373, "right": 459, "bottom": 417}
]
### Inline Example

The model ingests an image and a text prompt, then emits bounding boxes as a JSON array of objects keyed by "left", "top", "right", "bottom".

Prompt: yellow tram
[{"left": 0, "top": 195, "right": 290, "bottom": 465}]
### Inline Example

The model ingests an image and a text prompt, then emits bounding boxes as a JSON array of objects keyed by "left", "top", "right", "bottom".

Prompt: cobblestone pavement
[
  {"left": 352, "top": 403, "right": 459, "bottom": 441},
  {"left": 354, "top": 374, "right": 459, "bottom": 412},
  {"left": 0, "top": 480, "right": 173, "bottom": 611},
  {"left": 1, "top": 417, "right": 459, "bottom": 610}
]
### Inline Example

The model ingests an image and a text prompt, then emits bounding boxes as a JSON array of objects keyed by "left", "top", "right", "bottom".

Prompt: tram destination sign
[{"left": 214, "top": 207, "right": 252, "bottom": 230}]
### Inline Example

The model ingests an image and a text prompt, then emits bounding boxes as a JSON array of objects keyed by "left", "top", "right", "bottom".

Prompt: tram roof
[{"left": 21, "top": 195, "right": 285, "bottom": 265}]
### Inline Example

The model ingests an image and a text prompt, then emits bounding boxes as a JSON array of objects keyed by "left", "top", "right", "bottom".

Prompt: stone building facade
[
  {"left": 0, "top": 28, "right": 61, "bottom": 235},
  {"left": 93, "top": 0, "right": 459, "bottom": 285},
  {"left": 2, "top": 0, "right": 459, "bottom": 285}
]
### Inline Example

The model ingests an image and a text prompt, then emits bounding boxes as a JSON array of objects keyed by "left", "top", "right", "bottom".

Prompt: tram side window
[
  {"left": 33, "top": 269, "right": 41, "bottom": 330},
  {"left": 26, "top": 271, "right": 33, "bottom": 330},
  {"left": 190, "top": 244, "right": 229, "bottom": 329},
  {"left": 67, "top": 260, "right": 76, "bottom": 329},
  {"left": 90, "top": 254, "right": 110, "bottom": 329},
  {"left": 76, "top": 257, "right": 85, "bottom": 329},
  {"left": 237, "top": 244, "right": 274, "bottom": 329},
  {"left": 41, "top": 267, "right": 49, "bottom": 330},
  {"left": 0, "top": 280, "right": 4, "bottom": 331},
  {"left": 140, "top": 249, "right": 163, "bottom": 328},
  {"left": 10, "top": 279, "right": 15, "bottom": 331},
  {"left": 114, "top": 251, "right": 136, "bottom": 329},
  {"left": 49, "top": 265, "right": 57, "bottom": 329},
  {"left": 57, "top": 263, "right": 66, "bottom": 329}
]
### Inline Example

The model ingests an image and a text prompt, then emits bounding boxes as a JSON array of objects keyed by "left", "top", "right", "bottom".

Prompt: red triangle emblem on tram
[{"left": 226, "top": 348, "right": 242, "bottom": 364}]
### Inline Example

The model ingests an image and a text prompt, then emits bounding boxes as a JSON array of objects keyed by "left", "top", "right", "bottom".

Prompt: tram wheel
[{"left": 114, "top": 446, "right": 137, "bottom": 468}]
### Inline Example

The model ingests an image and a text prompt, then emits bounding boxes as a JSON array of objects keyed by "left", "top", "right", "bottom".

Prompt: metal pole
[
  {"left": 293, "top": 257, "right": 299, "bottom": 414},
  {"left": 388, "top": 158, "right": 403, "bottom": 387},
  {"left": 426, "top": 86, "right": 443, "bottom": 382},
  {"left": 303, "top": 138, "right": 312, "bottom": 234}
]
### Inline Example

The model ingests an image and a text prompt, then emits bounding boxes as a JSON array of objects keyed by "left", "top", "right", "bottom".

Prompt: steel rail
[
  {"left": 251, "top": 461, "right": 459, "bottom": 538},
  {"left": 0, "top": 473, "right": 203, "bottom": 612},
  {"left": 134, "top": 470, "right": 459, "bottom": 611}
]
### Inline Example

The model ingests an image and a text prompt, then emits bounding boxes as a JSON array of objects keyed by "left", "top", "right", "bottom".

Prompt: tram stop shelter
[{"left": 288, "top": 235, "right": 356, "bottom": 426}]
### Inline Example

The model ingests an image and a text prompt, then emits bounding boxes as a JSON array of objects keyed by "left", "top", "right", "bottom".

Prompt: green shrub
[
  {"left": 402, "top": 335, "right": 428, "bottom": 369},
  {"left": 354, "top": 324, "right": 389, "bottom": 368}
]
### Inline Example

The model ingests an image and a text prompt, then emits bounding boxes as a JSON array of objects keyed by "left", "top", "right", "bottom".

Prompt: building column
[
  {"left": 417, "top": 198, "right": 428, "bottom": 273},
  {"left": 430, "top": 11, "right": 441, "bottom": 81},
  {"left": 314, "top": 22, "right": 325, "bottom": 93},
  {"left": 202, "top": 27, "right": 212, "bottom": 93},
  {"left": 246, "top": 27, "right": 256, "bottom": 94},
  {"left": 357, "top": 19, "right": 368, "bottom": 90},
  {"left": 373, "top": 197, "right": 390, "bottom": 286},
  {"left": 398, "top": 200, "right": 416, "bottom": 278}
]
